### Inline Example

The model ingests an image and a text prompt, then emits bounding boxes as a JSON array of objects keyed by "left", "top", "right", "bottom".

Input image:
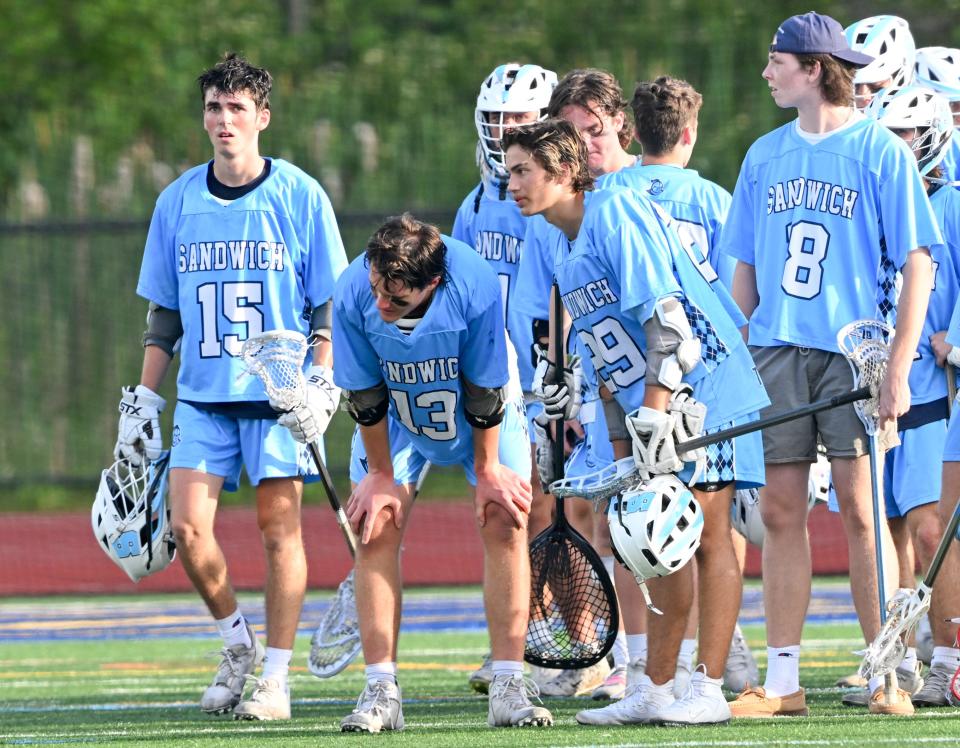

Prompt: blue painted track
[{"left": 0, "top": 584, "right": 859, "bottom": 643}]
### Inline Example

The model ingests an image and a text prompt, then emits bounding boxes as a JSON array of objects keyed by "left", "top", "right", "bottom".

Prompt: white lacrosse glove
[
  {"left": 531, "top": 344, "right": 584, "bottom": 421},
  {"left": 276, "top": 365, "right": 341, "bottom": 444},
  {"left": 669, "top": 385, "right": 708, "bottom": 484},
  {"left": 115, "top": 385, "right": 166, "bottom": 467},
  {"left": 532, "top": 413, "right": 559, "bottom": 488},
  {"left": 626, "top": 406, "right": 683, "bottom": 478}
]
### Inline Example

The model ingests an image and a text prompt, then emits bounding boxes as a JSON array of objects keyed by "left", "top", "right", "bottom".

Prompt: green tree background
[{"left": 2, "top": 0, "right": 959, "bottom": 505}]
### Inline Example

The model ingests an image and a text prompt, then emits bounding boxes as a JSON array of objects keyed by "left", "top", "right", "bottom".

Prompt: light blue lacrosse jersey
[
  {"left": 453, "top": 179, "right": 537, "bottom": 388},
  {"left": 938, "top": 132, "right": 960, "bottom": 187},
  {"left": 601, "top": 162, "right": 737, "bottom": 290},
  {"left": 912, "top": 186, "right": 960, "bottom": 403},
  {"left": 332, "top": 236, "right": 513, "bottom": 467},
  {"left": 554, "top": 186, "right": 768, "bottom": 428},
  {"left": 719, "top": 117, "right": 943, "bottom": 352},
  {"left": 136, "top": 159, "right": 348, "bottom": 402}
]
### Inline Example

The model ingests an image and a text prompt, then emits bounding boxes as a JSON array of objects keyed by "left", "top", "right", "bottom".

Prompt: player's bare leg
[
  {"left": 692, "top": 485, "right": 741, "bottom": 679},
  {"left": 890, "top": 516, "right": 917, "bottom": 590},
  {"left": 353, "top": 482, "right": 416, "bottom": 664},
  {"left": 169, "top": 469, "right": 263, "bottom": 714},
  {"left": 831, "top": 456, "right": 897, "bottom": 645},
  {"left": 528, "top": 443, "right": 553, "bottom": 537}
]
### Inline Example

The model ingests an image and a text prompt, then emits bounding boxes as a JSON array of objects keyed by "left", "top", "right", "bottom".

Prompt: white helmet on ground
[
  {"left": 844, "top": 15, "right": 915, "bottom": 104},
  {"left": 915, "top": 47, "right": 960, "bottom": 102},
  {"left": 608, "top": 474, "right": 703, "bottom": 581},
  {"left": 808, "top": 451, "right": 831, "bottom": 508},
  {"left": 91, "top": 451, "right": 176, "bottom": 582},
  {"left": 866, "top": 84, "right": 954, "bottom": 176},
  {"left": 475, "top": 63, "right": 557, "bottom": 181}
]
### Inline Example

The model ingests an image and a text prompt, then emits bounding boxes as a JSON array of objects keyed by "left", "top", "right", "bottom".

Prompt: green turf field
[{"left": 3, "top": 589, "right": 960, "bottom": 746}]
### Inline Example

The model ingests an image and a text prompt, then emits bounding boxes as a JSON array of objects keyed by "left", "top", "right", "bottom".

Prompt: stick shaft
[
  {"left": 308, "top": 441, "right": 357, "bottom": 557},
  {"left": 678, "top": 386, "right": 871, "bottom": 452},
  {"left": 552, "top": 284, "right": 566, "bottom": 522}
]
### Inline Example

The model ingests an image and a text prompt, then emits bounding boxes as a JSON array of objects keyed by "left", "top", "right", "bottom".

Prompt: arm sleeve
[
  {"left": 136, "top": 195, "right": 180, "bottom": 309},
  {"left": 332, "top": 283, "right": 384, "bottom": 392},
  {"left": 304, "top": 187, "right": 349, "bottom": 309},
  {"left": 716, "top": 159, "right": 757, "bottom": 266},
  {"left": 460, "top": 293, "right": 510, "bottom": 390}
]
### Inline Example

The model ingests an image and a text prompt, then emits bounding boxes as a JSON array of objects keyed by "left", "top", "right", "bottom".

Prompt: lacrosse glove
[
  {"left": 115, "top": 385, "right": 166, "bottom": 466},
  {"left": 276, "top": 365, "right": 340, "bottom": 444}
]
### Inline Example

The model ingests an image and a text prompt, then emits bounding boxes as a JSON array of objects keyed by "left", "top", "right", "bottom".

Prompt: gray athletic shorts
[{"left": 750, "top": 345, "right": 868, "bottom": 462}]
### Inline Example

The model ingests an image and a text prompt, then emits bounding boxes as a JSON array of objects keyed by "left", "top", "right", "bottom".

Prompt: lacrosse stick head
[
  {"left": 238, "top": 330, "right": 310, "bottom": 411},
  {"left": 858, "top": 584, "right": 931, "bottom": 678},
  {"left": 836, "top": 320, "right": 894, "bottom": 436},
  {"left": 308, "top": 570, "right": 362, "bottom": 678},
  {"left": 548, "top": 457, "right": 639, "bottom": 508}
]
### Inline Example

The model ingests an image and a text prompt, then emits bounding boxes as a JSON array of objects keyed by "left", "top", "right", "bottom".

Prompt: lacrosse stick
[
  {"left": 525, "top": 286, "right": 619, "bottom": 669},
  {"left": 548, "top": 456, "right": 639, "bottom": 508},
  {"left": 948, "top": 366, "right": 956, "bottom": 417},
  {"left": 238, "top": 330, "right": 357, "bottom": 555},
  {"left": 308, "top": 460, "right": 431, "bottom": 678},
  {"left": 860, "top": 498, "right": 960, "bottom": 681},
  {"left": 835, "top": 319, "right": 901, "bottom": 703}
]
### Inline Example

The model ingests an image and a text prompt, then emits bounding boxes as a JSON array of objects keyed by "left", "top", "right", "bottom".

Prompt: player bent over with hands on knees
[
  {"left": 503, "top": 119, "right": 769, "bottom": 726},
  {"left": 333, "top": 214, "right": 551, "bottom": 732},
  {"left": 720, "top": 12, "right": 940, "bottom": 717},
  {"left": 115, "top": 53, "right": 348, "bottom": 720}
]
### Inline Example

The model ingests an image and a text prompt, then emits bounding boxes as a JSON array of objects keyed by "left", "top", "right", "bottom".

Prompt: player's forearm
[
  {"left": 890, "top": 249, "right": 934, "bottom": 377},
  {"left": 731, "top": 261, "right": 758, "bottom": 341},
  {"left": 140, "top": 345, "right": 173, "bottom": 392},
  {"left": 312, "top": 337, "right": 333, "bottom": 368},
  {"left": 358, "top": 419, "right": 394, "bottom": 477},
  {"left": 472, "top": 423, "right": 502, "bottom": 474}
]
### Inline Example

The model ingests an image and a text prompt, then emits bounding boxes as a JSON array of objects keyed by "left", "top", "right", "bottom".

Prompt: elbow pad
[
  {"left": 343, "top": 383, "right": 389, "bottom": 427},
  {"left": 462, "top": 377, "right": 507, "bottom": 429},
  {"left": 310, "top": 299, "right": 333, "bottom": 341},
  {"left": 142, "top": 303, "right": 183, "bottom": 357},
  {"left": 643, "top": 297, "right": 701, "bottom": 390}
]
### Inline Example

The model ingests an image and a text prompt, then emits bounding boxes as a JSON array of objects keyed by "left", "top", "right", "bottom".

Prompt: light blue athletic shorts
[
  {"left": 944, "top": 406, "right": 960, "bottom": 462},
  {"left": 169, "top": 401, "right": 320, "bottom": 492},
  {"left": 524, "top": 394, "right": 544, "bottom": 445},
  {"left": 350, "top": 398, "right": 531, "bottom": 487},
  {"left": 827, "top": 419, "right": 947, "bottom": 517},
  {"left": 677, "top": 412, "right": 766, "bottom": 490}
]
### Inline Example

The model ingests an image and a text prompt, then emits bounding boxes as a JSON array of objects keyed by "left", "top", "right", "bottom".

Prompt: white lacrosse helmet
[
  {"left": 867, "top": 85, "right": 954, "bottom": 175},
  {"left": 808, "top": 451, "right": 831, "bottom": 508},
  {"left": 844, "top": 16, "right": 915, "bottom": 98},
  {"left": 730, "top": 488, "right": 765, "bottom": 548},
  {"left": 608, "top": 474, "right": 703, "bottom": 581},
  {"left": 915, "top": 47, "right": 960, "bottom": 102},
  {"left": 91, "top": 451, "right": 176, "bottom": 582},
  {"left": 475, "top": 63, "right": 557, "bottom": 181}
]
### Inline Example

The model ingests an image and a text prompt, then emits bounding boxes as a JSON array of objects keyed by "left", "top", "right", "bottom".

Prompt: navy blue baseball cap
[{"left": 770, "top": 11, "right": 874, "bottom": 67}]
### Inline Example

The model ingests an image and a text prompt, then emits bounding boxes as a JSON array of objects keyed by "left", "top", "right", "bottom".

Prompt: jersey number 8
[{"left": 781, "top": 221, "right": 830, "bottom": 300}]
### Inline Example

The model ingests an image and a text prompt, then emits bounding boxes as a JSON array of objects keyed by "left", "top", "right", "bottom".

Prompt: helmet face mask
[
  {"left": 474, "top": 63, "right": 558, "bottom": 182},
  {"left": 91, "top": 451, "right": 176, "bottom": 582},
  {"left": 867, "top": 84, "right": 954, "bottom": 176}
]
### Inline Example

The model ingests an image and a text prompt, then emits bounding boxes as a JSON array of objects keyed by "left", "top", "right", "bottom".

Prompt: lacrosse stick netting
[
  {"left": 308, "top": 569, "right": 362, "bottom": 678},
  {"left": 238, "top": 330, "right": 309, "bottom": 411}
]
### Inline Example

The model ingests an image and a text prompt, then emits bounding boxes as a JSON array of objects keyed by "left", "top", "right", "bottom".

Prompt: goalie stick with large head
[{"left": 525, "top": 286, "right": 619, "bottom": 670}]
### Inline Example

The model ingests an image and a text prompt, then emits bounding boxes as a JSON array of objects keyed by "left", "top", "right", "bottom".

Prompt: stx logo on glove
[{"left": 118, "top": 402, "right": 145, "bottom": 416}]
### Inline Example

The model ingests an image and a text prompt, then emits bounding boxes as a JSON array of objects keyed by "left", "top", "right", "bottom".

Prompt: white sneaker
[
  {"left": 341, "top": 679, "right": 404, "bottom": 733},
  {"left": 627, "top": 656, "right": 646, "bottom": 687},
  {"left": 469, "top": 653, "right": 494, "bottom": 694},
  {"left": 234, "top": 676, "right": 290, "bottom": 720},
  {"left": 673, "top": 660, "right": 693, "bottom": 699},
  {"left": 591, "top": 664, "right": 627, "bottom": 700},
  {"left": 723, "top": 624, "right": 760, "bottom": 693},
  {"left": 539, "top": 659, "right": 611, "bottom": 697},
  {"left": 656, "top": 667, "right": 731, "bottom": 725},
  {"left": 200, "top": 623, "right": 265, "bottom": 714},
  {"left": 488, "top": 673, "right": 553, "bottom": 727},
  {"left": 576, "top": 677, "right": 673, "bottom": 725}
]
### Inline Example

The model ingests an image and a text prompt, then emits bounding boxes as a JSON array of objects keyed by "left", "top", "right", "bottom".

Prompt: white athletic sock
[
  {"left": 677, "top": 638, "right": 697, "bottom": 671},
  {"left": 261, "top": 647, "right": 292, "bottom": 685},
  {"left": 932, "top": 646, "right": 960, "bottom": 670},
  {"left": 365, "top": 662, "right": 398, "bottom": 686},
  {"left": 491, "top": 660, "right": 524, "bottom": 678},
  {"left": 627, "top": 634, "right": 648, "bottom": 666},
  {"left": 900, "top": 647, "right": 918, "bottom": 673},
  {"left": 602, "top": 557, "right": 629, "bottom": 668},
  {"left": 215, "top": 610, "right": 251, "bottom": 649},
  {"left": 763, "top": 645, "right": 800, "bottom": 697},
  {"left": 640, "top": 672, "right": 675, "bottom": 697}
]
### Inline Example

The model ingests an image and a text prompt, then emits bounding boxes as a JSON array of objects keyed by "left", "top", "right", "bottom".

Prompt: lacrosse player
[
  {"left": 333, "top": 214, "right": 551, "bottom": 732},
  {"left": 513, "top": 68, "right": 639, "bottom": 700},
  {"left": 844, "top": 15, "right": 916, "bottom": 111},
  {"left": 451, "top": 63, "right": 559, "bottom": 694},
  {"left": 915, "top": 47, "right": 960, "bottom": 185},
  {"left": 719, "top": 12, "right": 940, "bottom": 717},
  {"left": 118, "top": 53, "right": 347, "bottom": 720},
  {"left": 503, "top": 119, "right": 769, "bottom": 726},
  {"left": 600, "top": 74, "right": 759, "bottom": 696}
]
